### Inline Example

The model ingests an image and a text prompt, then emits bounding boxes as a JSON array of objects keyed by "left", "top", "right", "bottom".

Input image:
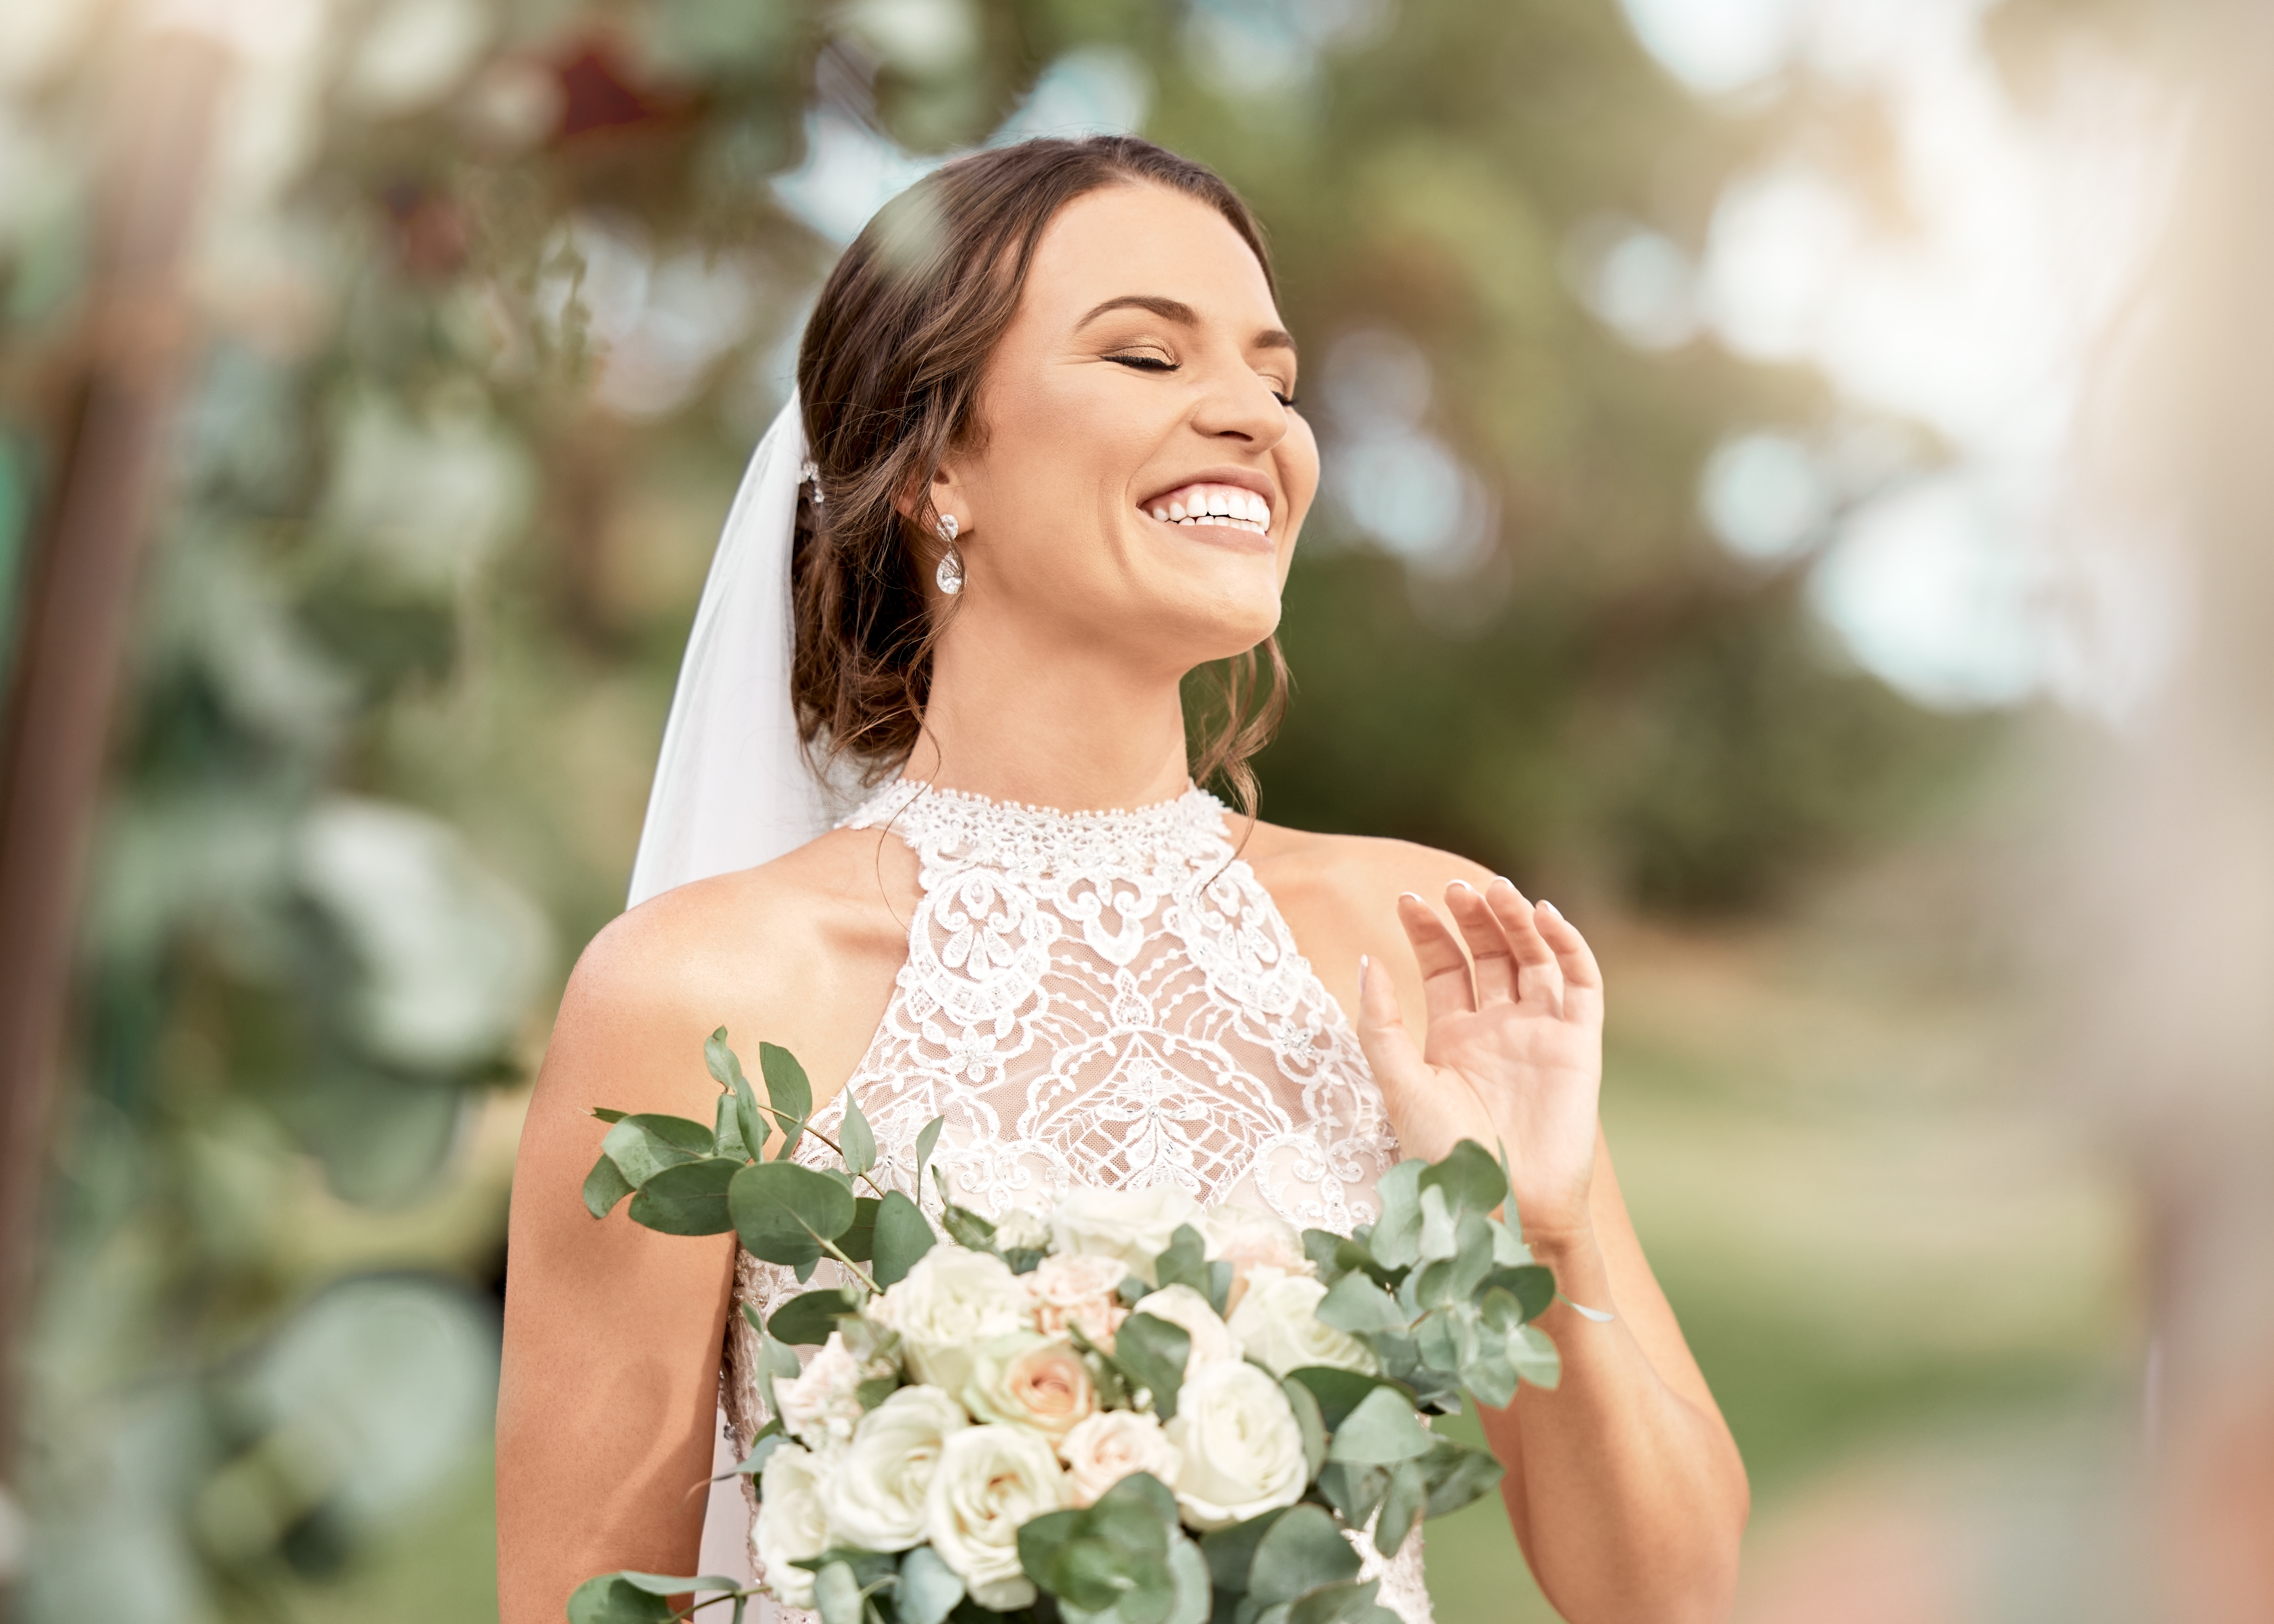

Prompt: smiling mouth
[{"left": 1142, "top": 482, "right": 1272, "bottom": 536}]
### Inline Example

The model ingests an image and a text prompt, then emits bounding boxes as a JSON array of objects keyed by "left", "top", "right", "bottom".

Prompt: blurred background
[{"left": 3, "top": 0, "right": 2269, "bottom": 1620}]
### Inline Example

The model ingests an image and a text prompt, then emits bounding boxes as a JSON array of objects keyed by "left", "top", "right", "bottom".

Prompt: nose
[{"left": 1190, "top": 357, "right": 1291, "bottom": 451}]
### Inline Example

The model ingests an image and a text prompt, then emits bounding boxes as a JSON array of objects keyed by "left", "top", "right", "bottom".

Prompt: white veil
[
  {"left": 627, "top": 395, "right": 837, "bottom": 908},
  {"left": 627, "top": 395, "right": 837, "bottom": 1593}
]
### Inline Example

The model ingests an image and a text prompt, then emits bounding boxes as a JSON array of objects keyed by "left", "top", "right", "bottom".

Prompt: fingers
[
  {"left": 1532, "top": 899, "right": 1605, "bottom": 1028},
  {"left": 1446, "top": 881, "right": 1520, "bottom": 1005},
  {"left": 1352, "top": 952, "right": 1432, "bottom": 1108},
  {"left": 1398, "top": 891, "right": 1476, "bottom": 1023},
  {"left": 1482, "top": 877, "right": 1564, "bottom": 1014}
]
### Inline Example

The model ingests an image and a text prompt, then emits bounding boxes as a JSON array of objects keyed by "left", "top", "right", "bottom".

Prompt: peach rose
[
  {"left": 1025, "top": 1253, "right": 1131, "bottom": 1348},
  {"left": 963, "top": 1333, "right": 1098, "bottom": 1442}
]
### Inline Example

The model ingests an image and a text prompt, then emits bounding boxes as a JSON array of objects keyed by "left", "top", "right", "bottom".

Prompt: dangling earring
[{"left": 934, "top": 514, "right": 965, "bottom": 596}]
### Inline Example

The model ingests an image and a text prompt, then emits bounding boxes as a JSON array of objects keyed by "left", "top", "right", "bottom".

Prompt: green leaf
[
  {"left": 1283, "top": 1367, "right": 1401, "bottom": 1432},
  {"left": 837, "top": 1197, "right": 880, "bottom": 1263},
  {"left": 1368, "top": 1161, "right": 1425, "bottom": 1269},
  {"left": 713, "top": 1092, "right": 753, "bottom": 1163},
  {"left": 1509, "top": 1322, "right": 1561, "bottom": 1391},
  {"left": 768, "top": 1286, "right": 859, "bottom": 1346},
  {"left": 757, "top": 1043, "right": 813, "bottom": 1157},
  {"left": 1374, "top": 1461, "right": 1426, "bottom": 1556},
  {"left": 1114, "top": 1312, "right": 1193, "bottom": 1421},
  {"left": 938, "top": 1197, "right": 998, "bottom": 1252},
  {"left": 871, "top": 1190, "right": 936, "bottom": 1287},
  {"left": 1477, "top": 1266, "right": 1555, "bottom": 1323},
  {"left": 730, "top": 1161, "right": 856, "bottom": 1267},
  {"left": 1324, "top": 1387, "right": 1433, "bottom": 1465},
  {"left": 589, "top": 1107, "right": 629, "bottom": 1124},
  {"left": 1417, "top": 1139, "right": 1508, "bottom": 1218},
  {"left": 840, "top": 1088, "right": 877, "bottom": 1179},
  {"left": 1287, "top": 1579, "right": 1390, "bottom": 1624},
  {"left": 1246, "top": 1506, "right": 1361, "bottom": 1605},
  {"left": 1313, "top": 1462, "right": 1390, "bottom": 1526},
  {"left": 897, "top": 1546, "right": 964, "bottom": 1624},
  {"left": 617, "top": 1573, "right": 745, "bottom": 1596},
  {"left": 715, "top": 1429, "right": 787, "bottom": 1481},
  {"left": 1281, "top": 1375, "right": 1327, "bottom": 1483},
  {"left": 1152, "top": 1225, "right": 1233, "bottom": 1317},
  {"left": 566, "top": 1576, "right": 674, "bottom": 1624},
  {"left": 1414, "top": 1440, "right": 1506, "bottom": 1518},
  {"left": 628, "top": 1157, "right": 742, "bottom": 1235},
  {"left": 914, "top": 1114, "right": 945, "bottom": 1193},
  {"left": 602, "top": 1114, "right": 717, "bottom": 1187},
  {"left": 1018, "top": 1506, "right": 1087, "bottom": 1590},
  {"left": 1301, "top": 1228, "right": 1347, "bottom": 1281},
  {"left": 754, "top": 1330, "right": 802, "bottom": 1434},
  {"left": 1315, "top": 1272, "right": 1408, "bottom": 1339},
  {"left": 814, "top": 1562, "right": 860, "bottom": 1624},
  {"left": 1199, "top": 1508, "right": 1293, "bottom": 1593},
  {"left": 583, "top": 1154, "right": 635, "bottom": 1219},
  {"left": 706, "top": 1029, "right": 767, "bottom": 1162}
]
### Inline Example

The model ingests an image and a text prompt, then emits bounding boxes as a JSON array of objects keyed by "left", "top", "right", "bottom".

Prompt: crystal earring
[{"left": 934, "top": 513, "right": 964, "bottom": 596}]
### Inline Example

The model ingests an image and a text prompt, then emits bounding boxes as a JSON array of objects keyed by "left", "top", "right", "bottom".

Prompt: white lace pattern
[{"left": 722, "top": 779, "right": 1427, "bottom": 1623}]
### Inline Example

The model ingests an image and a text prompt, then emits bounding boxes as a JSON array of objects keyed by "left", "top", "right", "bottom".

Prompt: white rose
[
  {"left": 753, "top": 1442, "right": 833, "bottom": 1607},
  {"left": 1025, "top": 1253, "right": 1130, "bottom": 1347},
  {"left": 1128, "top": 1283, "right": 1239, "bottom": 1369},
  {"left": 1163, "top": 1361, "right": 1308, "bottom": 1530},
  {"left": 1199, "top": 1203, "right": 1311, "bottom": 1312},
  {"left": 775, "top": 1332, "right": 867, "bottom": 1448},
  {"left": 925, "top": 1424, "right": 1072, "bottom": 1608},
  {"left": 818, "top": 1385, "right": 967, "bottom": 1552},
  {"left": 1056, "top": 1409, "right": 1183, "bottom": 1508},
  {"left": 1228, "top": 1267, "right": 1381, "bottom": 1378},
  {"left": 1050, "top": 1185, "right": 1202, "bottom": 1283},
  {"left": 963, "top": 1333, "right": 1098, "bottom": 1442},
  {"left": 993, "top": 1207, "right": 1052, "bottom": 1250},
  {"left": 870, "top": 1245, "right": 1031, "bottom": 1397}
]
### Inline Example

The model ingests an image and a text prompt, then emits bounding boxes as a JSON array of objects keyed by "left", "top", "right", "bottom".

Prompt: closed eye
[{"left": 1106, "top": 353, "right": 1178, "bottom": 373}]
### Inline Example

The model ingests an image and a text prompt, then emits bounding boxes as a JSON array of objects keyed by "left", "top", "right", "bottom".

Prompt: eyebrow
[{"left": 1076, "top": 294, "right": 1299, "bottom": 355}]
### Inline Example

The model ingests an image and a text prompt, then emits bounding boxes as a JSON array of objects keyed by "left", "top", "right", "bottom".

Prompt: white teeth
[
  {"left": 1168, "top": 501, "right": 1186, "bottom": 520},
  {"left": 1208, "top": 491, "right": 1231, "bottom": 516},
  {"left": 1151, "top": 506, "right": 1168, "bottom": 521}
]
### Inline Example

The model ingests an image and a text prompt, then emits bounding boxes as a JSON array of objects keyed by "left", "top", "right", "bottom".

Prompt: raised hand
[{"left": 1354, "top": 878, "right": 1605, "bottom": 1245}]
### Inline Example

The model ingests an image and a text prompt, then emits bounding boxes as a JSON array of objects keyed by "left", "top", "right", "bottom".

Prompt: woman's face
[{"left": 932, "top": 182, "right": 1316, "bottom": 675}]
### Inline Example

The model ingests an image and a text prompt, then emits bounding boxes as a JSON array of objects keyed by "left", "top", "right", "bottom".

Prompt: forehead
[{"left": 1016, "top": 182, "right": 1281, "bottom": 331}]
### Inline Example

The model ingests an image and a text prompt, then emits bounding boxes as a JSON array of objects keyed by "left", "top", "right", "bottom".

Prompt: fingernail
[
  {"left": 1537, "top": 899, "right": 1562, "bottom": 920},
  {"left": 1449, "top": 879, "right": 1476, "bottom": 893},
  {"left": 1399, "top": 891, "right": 1425, "bottom": 904}
]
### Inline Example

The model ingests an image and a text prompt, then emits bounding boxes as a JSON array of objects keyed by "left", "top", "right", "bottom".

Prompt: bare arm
[
  {"left": 496, "top": 912, "right": 742, "bottom": 1624},
  {"left": 1350, "top": 873, "right": 1747, "bottom": 1624}
]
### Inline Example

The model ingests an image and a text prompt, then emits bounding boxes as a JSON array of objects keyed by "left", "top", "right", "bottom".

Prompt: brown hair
[{"left": 789, "top": 135, "right": 1290, "bottom": 816}]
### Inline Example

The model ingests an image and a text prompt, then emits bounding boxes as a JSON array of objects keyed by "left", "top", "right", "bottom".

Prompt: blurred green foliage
[{"left": 0, "top": 0, "right": 2056, "bottom": 1620}]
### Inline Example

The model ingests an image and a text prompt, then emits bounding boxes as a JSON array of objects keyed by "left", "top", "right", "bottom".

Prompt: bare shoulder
[
  {"left": 1241, "top": 820, "right": 1497, "bottom": 918},
  {"left": 537, "top": 825, "right": 916, "bottom": 1119}
]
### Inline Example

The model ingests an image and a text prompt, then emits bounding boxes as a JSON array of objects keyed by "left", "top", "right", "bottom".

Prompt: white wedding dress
[{"left": 719, "top": 776, "right": 1432, "bottom": 1623}]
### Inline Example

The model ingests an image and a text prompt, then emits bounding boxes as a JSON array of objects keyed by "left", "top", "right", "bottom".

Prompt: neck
[{"left": 910, "top": 614, "right": 1194, "bottom": 813}]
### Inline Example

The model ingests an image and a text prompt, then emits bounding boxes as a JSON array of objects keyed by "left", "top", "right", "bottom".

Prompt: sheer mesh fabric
[{"left": 722, "top": 779, "right": 1428, "bottom": 1623}]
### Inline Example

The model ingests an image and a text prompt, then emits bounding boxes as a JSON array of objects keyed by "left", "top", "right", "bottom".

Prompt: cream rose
[
  {"left": 870, "top": 1244, "right": 1031, "bottom": 1397},
  {"left": 963, "top": 1334, "right": 1097, "bottom": 1442},
  {"left": 993, "top": 1207, "right": 1051, "bottom": 1251},
  {"left": 775, "top": 1331, "right": 867, "bottom": 1448},
  {"left": 1199, "top": 1203, "right": 1311, "bottom": 1312},
  {"left": 1057, "top": 1409, "right": 1184, "bottom": 1508},
  {"left": 925, "top": 1424, "right": 1071, "bottom": 1608},
  {"left": 1129, "top": 1283, "right": 1239, "bottom": 1369},
  {"left": 1025, "top": 1253, "right": 1130, "bottom": 1347},
  {"left": 1162, "top": 1361, "right": 1308, "bottom": 1530},
  {"left": 817, "top": 1385, "right": 967, "bottom": 1552},
  {"left": 1050, "top": 1184, "right": 1202, "bottom": 1283},
  {"left": 1228, "top": 1267, "right": 1381, "bottom": 1377},
  {"left": 753, "top": 1442, "right": 833, "bottom": 1607}
]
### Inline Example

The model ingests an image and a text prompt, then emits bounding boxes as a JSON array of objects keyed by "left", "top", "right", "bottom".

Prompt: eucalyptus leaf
[
  {"left": 1200, "top": 1507, "right": 1293, "bottom": 1593},
  {"left": 1301, "top": 1228, "right": 1346, "bottom": 1281},
  {"left": 1324, "top": 1386, "right": 1433, "bottom": 1464},
  {"left": 840, "top": 1088, "right": 877, "bottom": 1179},
  {"left": 1368, "top": 1161, "right": 1425, "bottom": 1269},
  {"left": 1283, "top": 1367, "right": 1401, "bottom": 1432},
  {"left": 871, "top": 1189, "right": 935, "bottom": 1286},
  {"left": 1416, "top": 1186, "right": 1459, "bottom": 1263},
  {"left": 1477, "top": 1265, "right": 1555, "bottom": 1323},
  {"left": 1152, "top": 1225, "right": 1232, "bottom": 1317},
  {"left": 730, "top": 1160, "right": 856, "bottom": 1266},
  {"left": 1281, "top": 1375, "right": 1327, "bottom": 1482},
  {"left": 813, "top": 1562, "right": 861, "bottom": 1624},
  {"left": 897, "top": 1546, "right": 964, "bottom": 1624},
  {"left": 589, "top": 1107, "right": 629, "bottom": 1125},
  {"left": 836, "top": 1197, "right": 880, "bottom": 1263},
  {"left": 1313, "top": 1462, "right": 1389, "bottom": 1526},
  {"left": 1114, "top": 1312, "right": 1192, "bottom": 1421},
  {"left": 706, "top": 1030, "right": 766, "bottom": 1163},
  {"left": 1509, "top": 1322, "right": 1562, "bottom": 1391},
  {"left": 914, "top": 1114, "right": 944, "bottom": 1193},
  {"left": 1417, "top": 1139, "right": 1508, "bottom": 1216},
  {"left": 937, "top": 1195, "right": 998, "bottom": 1253},
  {"left": 1287, "top": 1579, "right": 1390, "bottom": 1624},
  {"left": 756, "top": 1042, "right": 812, "bottom": 1159},
  {"left": 566, "top": 1576, "right": 673, "bottom": 1624},
  {"left": 582, "top": 1154, "right": 635, "bottom": 1218},
  {"left": 715, "top": 1429, "right": 787, "bottom": 1481},
  {"left": 768, "top": 1286, "right": 859, "bottom": 1346},
  {"left": 618, "top": 1573, "right": 744, "bottom": 1596},
  {"left": 1246, "top": 1506, "right": 1361, "bottom": 1604},
  {"left": 1414, "top": 1440, "right": 1506, "bottom": 1517},
  {"left": 713, "top": 1092, "right": 752, "bottom": 1163},
  {"left": 1315, "top": 1272, "right": 1408, "bottom": 1339},
  {"left": 602, "top": 1113, "right": 715, "bottom": 1187},
  {"left": 628, "top": 1157, "right": 741, "bottom": 1235},
  {"left": 1373, "top": 1461, "right": 1427, "bottom": 1556}
]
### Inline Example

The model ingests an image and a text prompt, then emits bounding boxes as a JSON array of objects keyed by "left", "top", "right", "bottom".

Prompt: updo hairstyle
[{"left": 791, "top": 135, "right": 1291, "bottom": 816}]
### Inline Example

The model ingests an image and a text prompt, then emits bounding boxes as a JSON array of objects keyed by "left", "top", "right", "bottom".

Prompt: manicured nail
[
  {"left": 1537, "top": 899, "right": 1562, "bottom": 921},
  {"left": 1400, "top": 891, "right": 1425, "bottom": 904},
  {"left": 1449, "top": 879, "right": 1476, "bottom": 893}
]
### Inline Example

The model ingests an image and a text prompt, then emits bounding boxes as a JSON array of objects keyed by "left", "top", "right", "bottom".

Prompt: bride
[{"left": 498, "top": 136, "right": 1746, "bottom": 1624}]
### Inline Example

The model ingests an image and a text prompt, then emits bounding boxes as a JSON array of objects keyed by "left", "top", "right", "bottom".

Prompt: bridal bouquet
[{"left": 569, "top": 1032, "right": 1565, "bottom": 1624}]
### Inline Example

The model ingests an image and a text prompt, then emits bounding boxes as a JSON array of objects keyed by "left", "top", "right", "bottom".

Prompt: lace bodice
[{"left": 721, "top": 779, "right": 1426, "bottom": 1622}]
